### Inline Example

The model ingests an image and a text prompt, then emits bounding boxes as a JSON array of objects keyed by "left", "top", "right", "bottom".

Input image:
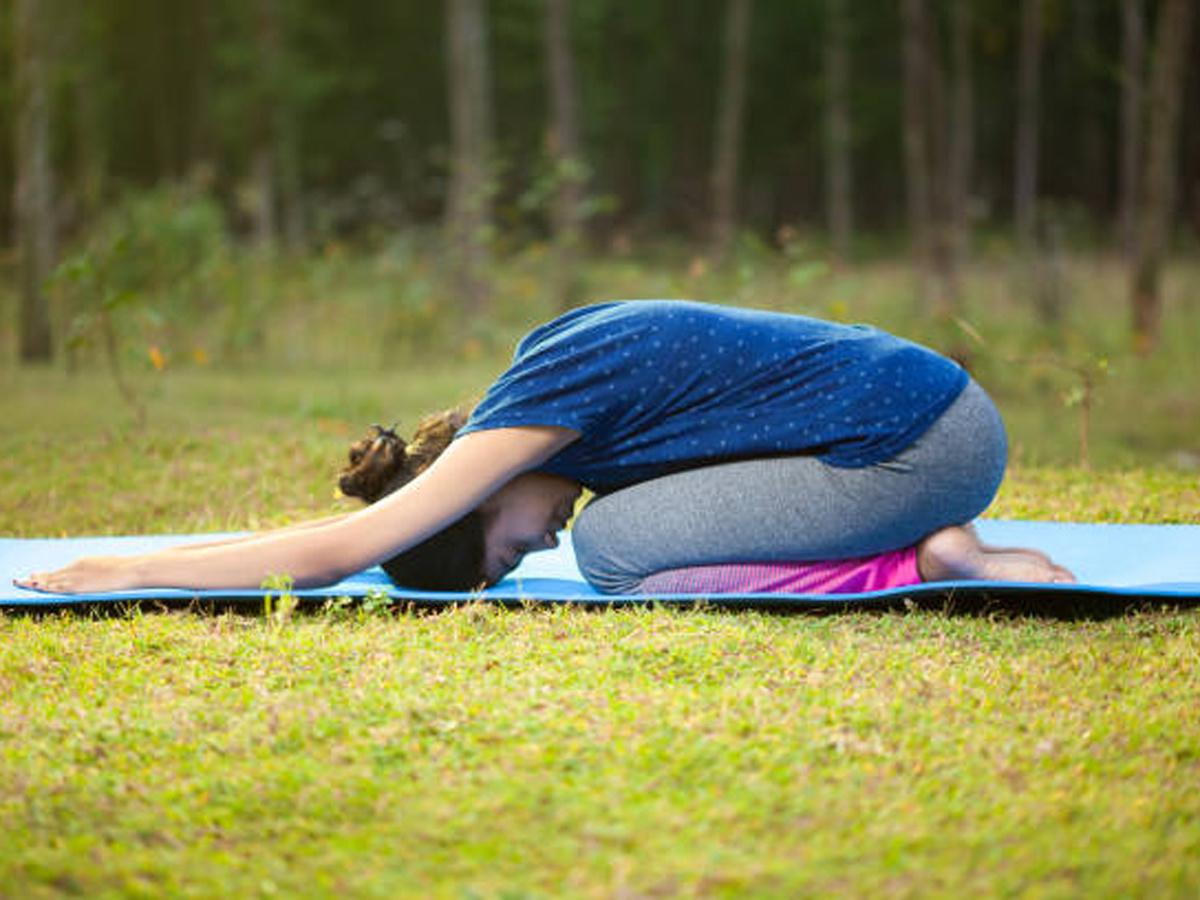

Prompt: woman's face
[{"left": 480, "top": 473, "right": 582, "bottom": 584}]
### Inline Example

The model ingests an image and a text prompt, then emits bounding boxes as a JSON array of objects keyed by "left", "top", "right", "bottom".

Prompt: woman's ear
[{"left": 476, "top": 480, "right": 513, "bottom": 518}]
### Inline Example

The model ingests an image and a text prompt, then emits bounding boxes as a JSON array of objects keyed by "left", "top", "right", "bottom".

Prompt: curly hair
[{"left": 338, "top": 407, "right": 491, "bottom": 591}]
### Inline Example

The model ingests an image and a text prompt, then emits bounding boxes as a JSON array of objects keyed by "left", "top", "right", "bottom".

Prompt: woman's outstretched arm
[
  {"left": 16, "top": 425, "right": 578, "bottom": 594},
  {"left": 164, "top": 512, "right": 355, "bottom": 553}
]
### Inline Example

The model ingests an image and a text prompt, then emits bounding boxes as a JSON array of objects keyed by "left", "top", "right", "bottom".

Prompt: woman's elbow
[
  {"left": 296, "top": 559, "right": 358, "bottom": 589},
  {"left": 278, "top": 526, "right": 371, "bottom": 588},
  {"left": 288, "top": 550, "right": 358, "bottom": 589}
]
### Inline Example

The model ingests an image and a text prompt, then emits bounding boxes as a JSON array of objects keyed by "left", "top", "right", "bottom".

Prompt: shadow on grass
[{"left": 5, "top": 588, "right": 1200, "bottom": 623}]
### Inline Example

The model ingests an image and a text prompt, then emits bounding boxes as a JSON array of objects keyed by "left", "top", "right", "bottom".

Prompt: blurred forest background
[{"left": 1, "top": 0, "right": 1198, "bottom": 466}]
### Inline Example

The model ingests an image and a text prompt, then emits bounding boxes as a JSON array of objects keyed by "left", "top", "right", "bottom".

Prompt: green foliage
[
  {"left": 515, "top": 154, "right": 617, "bottom": 237},
  {"left": 1, "top": 0, "right": 1174, "bottom": 242},
  {"left": 955, "top": 318, "right": 1117, "bottom": 468},
  {"left": 54, "top": 184, "right": 229, "bottom": 365},
  {"left": 6, "top": 247, "right": 1199, "bottom": 466},
  {"left": 360, "top": 587, "right": 393, "bottom": 616},
  {"left": 260, "top": 573, "right": 298, "bottom": 625}
]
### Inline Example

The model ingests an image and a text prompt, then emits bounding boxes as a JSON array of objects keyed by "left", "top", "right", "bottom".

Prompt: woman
[{"left": 17, "top": 300, "right": 1073, "bottom": 596}]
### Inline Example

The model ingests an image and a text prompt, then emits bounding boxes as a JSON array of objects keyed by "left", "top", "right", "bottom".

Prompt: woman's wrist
[{"left": 117, "top": 555, "right": 151, "bottom": 591}]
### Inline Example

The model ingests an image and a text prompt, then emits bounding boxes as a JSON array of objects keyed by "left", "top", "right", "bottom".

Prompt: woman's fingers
[
  {"left": 15, "top": 571, "right": 61, "bottom": 593},
  {"left": 15, "top": 575, "right": 43, "bottom": 592}
]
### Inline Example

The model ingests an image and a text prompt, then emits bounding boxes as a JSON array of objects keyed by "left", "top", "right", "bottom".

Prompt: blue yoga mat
[{"left": 2, "top": 520, "right": 1198, "bottom": 607}]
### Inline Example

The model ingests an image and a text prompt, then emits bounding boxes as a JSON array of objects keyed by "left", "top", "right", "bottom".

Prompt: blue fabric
[
  {"left": 458, "top": 300, "right": 969, "bottom": 493},
  {"left": 3, "top": 520, "right": 1198, "bottom": 606}
]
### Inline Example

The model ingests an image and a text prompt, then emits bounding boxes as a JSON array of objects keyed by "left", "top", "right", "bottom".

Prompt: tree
[
  {"left": 1130, "top": 0, "right": 1194, "bottom": 354},
  {"left": 14, "top": 0, "right": 55, "bottom": 362},
  {"left": 1072, "top": 0, "right": 1107, "bottom": 215},
  {"left": 1014, "top": 0, "right": 1043, "bottom": 249},
  {"left": 901, "top": 0, "right": 956, "bottom": 314},
  {"left": 710, "top": 0, "right": 752, "bottom": 260},
  {"left": 902, "top": 0, "right": 933, "bottom": 297},
  {"left": 1119, "top": 0, "right": 1146, "bottom": 258},
  {"left": 65, "top": 3, "right": 107, "bottom": 228},
  {"left": 187, "top": 0, "right": 215, "bottom": 178},
  {"left": 251, "top": 0, "right": 285, "bottom": 253},
  {"left": 824, "top": 0, "right": 853, "bottom": 264},
  {"left": 543, "top": 0, "right": 585, "bottom": 308},
  {"left": 948, "top": 0, "right": 973, "bottom": 270},
  {"left": 445, "top": 0, "right": 494, "bottom": 313}
]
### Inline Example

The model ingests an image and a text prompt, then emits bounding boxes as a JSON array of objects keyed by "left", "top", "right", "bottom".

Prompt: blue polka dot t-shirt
[{"left": 458, "top": 300, "right": 968, "bottom": 493}]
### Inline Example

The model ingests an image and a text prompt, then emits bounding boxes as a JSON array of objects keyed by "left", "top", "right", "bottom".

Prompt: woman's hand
[{"left": 15, "top": 556, "right": 140, "bottom": 595}]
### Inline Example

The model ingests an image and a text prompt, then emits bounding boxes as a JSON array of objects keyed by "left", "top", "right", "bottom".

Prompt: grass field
[{"left": 2, "top": 255, "right": 1199, "bottom": 896}]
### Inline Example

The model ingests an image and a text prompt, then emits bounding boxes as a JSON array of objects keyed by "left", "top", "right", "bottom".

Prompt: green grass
[
  {"left": 2, "top": 255, "right": 1199, "bottom": 895},
  {"left": 3, "top": 607, "right": 1200, "bottom": 896}
]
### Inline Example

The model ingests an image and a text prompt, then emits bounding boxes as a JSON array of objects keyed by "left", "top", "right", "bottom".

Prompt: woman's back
[{"left": 459, "top": 300, "right": 968, "bottom": 492}]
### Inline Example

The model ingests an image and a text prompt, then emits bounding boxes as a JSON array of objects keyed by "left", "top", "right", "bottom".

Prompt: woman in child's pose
[{"left": 18, "top": 300, "right": 1073, "bottom": 596}]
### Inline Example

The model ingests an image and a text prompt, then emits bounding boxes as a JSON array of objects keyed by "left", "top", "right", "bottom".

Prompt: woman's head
[
  {"left": 339, "top": 410, "right": 486, "bottom": 590},
  {"left": 338, "top": 411, "right": 580, "bottom": 590},
  {"left": 477, "top": 472, "right": 582, "bottom": 584}
]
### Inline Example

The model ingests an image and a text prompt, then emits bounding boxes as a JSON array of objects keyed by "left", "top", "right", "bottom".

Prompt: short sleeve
[{"left": 457, "top": 311, "right": 640, "bottom": 439}]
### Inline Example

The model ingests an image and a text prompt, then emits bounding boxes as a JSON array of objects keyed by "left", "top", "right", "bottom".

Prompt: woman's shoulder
[
  {"left": 515, "top": 300, "right": 677, "bottom": 356},
  {"left": 521, "top": 300, "right": 746, "bottom": 344}
]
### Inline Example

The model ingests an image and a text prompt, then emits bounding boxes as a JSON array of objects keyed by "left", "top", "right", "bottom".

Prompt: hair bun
[
  {"left": 339, "top": 424, "right": 409, "bottom": 503},
  {"left": 337, "top": 407, "right": 470, "bottom": 505}
]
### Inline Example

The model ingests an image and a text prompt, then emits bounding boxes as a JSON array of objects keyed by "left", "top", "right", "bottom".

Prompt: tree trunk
[
  {"left": 901, "top": 0, "right": 931, "bottom": 298},
  {"left": 252, "top": 0, "right": 281, "bottom": 253},
  {"left": 544, "top": 0, "right": 585, "bottom": 308},
  {"left": 1119, "top": 0, "right": 1145, "bottom": 258},
  {"left": 949, "top": 0, "right": 973, "bottom": 271},
  {"left": 148, "top": 3, "right": 177, "bottom": 178},
  {"left": 1014, "top": 0, "right": 1042, "bottom": 249},
  {"left": 898, "top": 0, "right": 958, "bottom": 315},
  {"left": 824, "top": 0, "right": 853, "bottom": 264},
  {"left": 710, "top": 0, "right": 752, "bottom": 260},
  {"left": 14, "top": 0, "right": 55, "bottom": 363},
  {"left": 445, "top": 0, "right": 493, "bottom": 313},
  {"left": 1072, "top": 0, "right": 1107, "bottom": 214},
  {"left": 277, "top": 99, "right": 305, "bottom": 253},
  {"left": 187, "top": 0, "right": 217, "bottom": 186},
  {"left": 67, "top": 5, "right": 105, "bottom": 227},
  {"left": 922, "top": 2, "right": 956, "bottom": 315},
  {"left": 602, "top": 7, "right": 639, "bottom": 235},
  {"left": 667, "top": 9, "right": 709, "bottom": 236},
  {"left": 1131, "top": 0, "right": 1194, "bottom": 354}
]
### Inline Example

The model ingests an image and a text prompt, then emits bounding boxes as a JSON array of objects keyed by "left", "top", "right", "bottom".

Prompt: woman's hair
[{"left": 338, "top": 407, "right": 490, "bottom": 591}]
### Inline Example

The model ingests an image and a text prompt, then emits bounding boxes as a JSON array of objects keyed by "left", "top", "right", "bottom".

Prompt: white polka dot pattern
[{"left": 457, "top": 300, "right": 968, "bottom": 493}]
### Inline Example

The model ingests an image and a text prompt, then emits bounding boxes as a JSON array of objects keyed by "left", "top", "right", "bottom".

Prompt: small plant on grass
[
  {"left": 51, "top": 184, "right": 228, "bottom": 423},
  {"left": 360, "top": 587, "right": 393, "bottom": 617},
  {"left": 260, "top": 573, "right": 298, "bottom": 625},
  {"left": 320, "top": 595, "right": 355, "bottom": 621},
  {"left": 1057, "top": 354, "right": 1111, "bottom": 469},
  {"left": 954, "top": 317, "right": 1113, "bottom": 468}
]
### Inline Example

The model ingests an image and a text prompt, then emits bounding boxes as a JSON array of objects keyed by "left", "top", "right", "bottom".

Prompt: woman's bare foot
[{"left": 916, "top": 525, "right": 1076, "bottom": 584}]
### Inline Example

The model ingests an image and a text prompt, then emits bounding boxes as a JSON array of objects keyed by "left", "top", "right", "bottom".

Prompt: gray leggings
[{"left": 572, "top": 380, "right": 1008, "bottom": 593}]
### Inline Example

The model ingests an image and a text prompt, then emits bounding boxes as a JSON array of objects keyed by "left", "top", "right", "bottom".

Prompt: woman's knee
[
  {"left": 571, "top": 503, "right": 642, "bottom": 594},
  {"left": 956, "top": 381, "right": 1009, "bottom": 517},
  {"left": 903, "top": 379, "right": 1009, "bottom": 523}
]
